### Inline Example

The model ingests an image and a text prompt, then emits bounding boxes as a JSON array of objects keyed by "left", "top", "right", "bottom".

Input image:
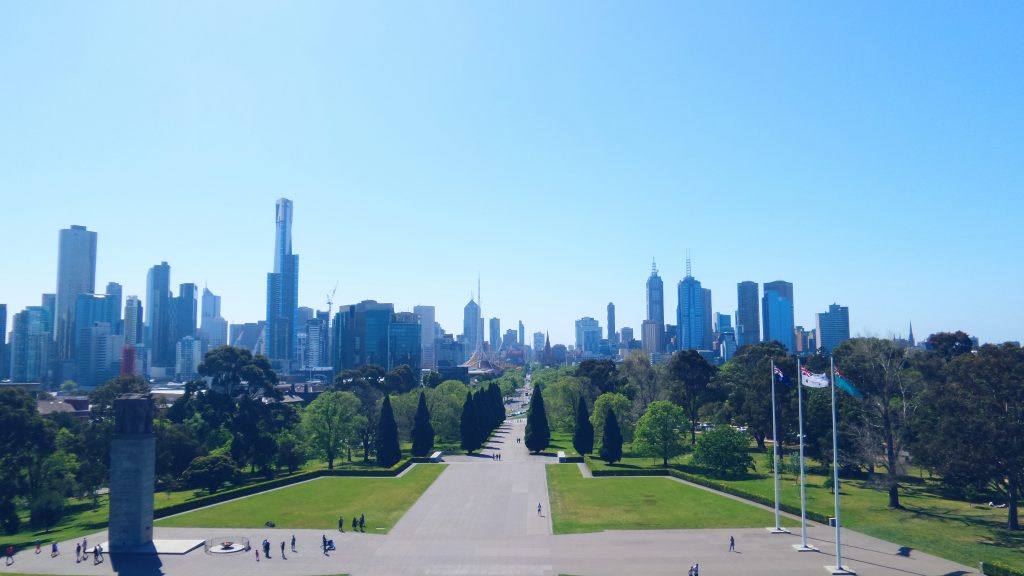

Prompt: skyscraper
[
  {"left": 762, "top": 280, "right": 795, "bottom": 352},
  {"left": 266, "top": 198, "right": 300, "bottom": 367},
  {"left": 736, "top": 281, "right": 760, "bottom": 348},
  {"left": 644, "top": 259, "right": 664, "bottom": 352},
  {"left": 172, "top": 283, "right": 198, "bottom": 347},
  {"left": 123, "top": 296, "right": 143, "bottom": 347},
  {"left": 199, "top": 287, "right": 228, "bottom": 350},
  {"left": 10, "top": 306, "right": 51, "bottom": 382},
  {"left": 676, "top": 258, "right": 705, "bottom": 351},
  {"left": 413, "top": 305, "right": 436, "bottom": 370},
  {"left": 816, "top": 303, "right": 850, "bottom": 354},
  {"left": 532, "top": 331, "right": 545, "bottom": 356},
  {"left": 55, "top": 225, "right": 97, "bottom": 362},
  {"left": 607, "top": 302, "right": 616, "bottom": 346},
  {"left": 146, "top": 262, "right": 173, "bottom": 368},
  {"left": 462, "top": 298, "right": 481, "bottom": 361},
  {"left": 332, "top": 300, "right": 394, "bottom": 370},
  {"left": 701, "top": 288, "right": 713, "bottom": 350},
  {"left": 518, "top": 321, "right": 524, "bottom": 346},
  {"left": 389, "top": 312, "right": 422, "bottom": 373},
  {"left": 0, "top": 304, "right": 7, "bottom": 379},
  {"left": 575, "top": 317, "right": 601, "bottom": 354},
  {"left": 105, "top": 282, "right": 123, "bottom": 334},
  {"left": 489, "top": 318, "right": 501, "bottom": 352}
]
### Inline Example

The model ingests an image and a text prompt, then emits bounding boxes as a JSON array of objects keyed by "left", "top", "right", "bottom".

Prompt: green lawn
[
  {"left": 156, "top": 464, "right": 445, "bottom": 533},
  {"left": 548, "top": 431, "right": 579, "bottom": 457},
  {"left": 583, "top": 445, "right": 1024, "bottom": 571},
  {"left": 546, "top": 464, "right": 797, "bottom": 534}
]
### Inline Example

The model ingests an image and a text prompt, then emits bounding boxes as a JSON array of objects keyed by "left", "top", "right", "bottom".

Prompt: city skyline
[{"left": 2, "top": 3, "right": 1022, "bottom": 347}]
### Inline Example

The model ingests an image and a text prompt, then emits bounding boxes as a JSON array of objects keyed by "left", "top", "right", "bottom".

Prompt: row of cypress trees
[
  {"left": 460, "top": 383, "right": 505, "bottom": 453},
  {"left": 522, "top": 386, "right": 622, "bottom": 463}
]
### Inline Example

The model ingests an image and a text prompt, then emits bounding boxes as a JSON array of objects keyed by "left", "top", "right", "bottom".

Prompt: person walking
[
  {"left": 82, "top": 538, "right": 87, "bottom": 558},
  {"left": 537, "top": 502, "right": 542, "bottom": 516},
  {"left": 352, "top": 517, "right": 357, "bottom": 531},
  {"left": 5, "top": 545, "right": 13, "bottom": 566},
  {"left": 291, "top": 534, "right": 296, "bottom": 552},
  {"left": 76, "top": 542, "right": 81, "bottom": 563},
  {"left": 339, "top": 514, "right": 344, "bottom": 532},
  {"left": 359, "top": 513, "right": 365, "bottom": 532},
  {"left": 729, "top": 535, "right": 735, "bottom": 552},
  {"left": 255, "top": 548, "right": 260, "bottom": 562},
  {"left": 51, "top": 541, "right": 58, "bottom": 557},
  {"left": 280, "top": 541, "right": 285, "bottom": 559},
  {"left": 35, "top": 540, "right": 41, "bottom": 554}
]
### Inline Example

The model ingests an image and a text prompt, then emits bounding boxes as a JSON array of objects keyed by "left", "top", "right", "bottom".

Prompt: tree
[
  {"left": 834, "top": 337, "right": 917, "bottom": 509},
  {"left": 411, "top": 391, "right": 435, "bottom": 457},
  {"left": 87, "top": 374, "right": 150, "bottom": 418},
  {"left": 716, "top": 342, "right": 795, "bottom": 450},
  {"left": 333, "top": 366, "right": 385, "bottom": 461},
  {"left": 692, "top": 427, "right": 754, "bottom": 478},
  {"left": 275, "top": 433, "right": 309, "bottom": 474},
  {"left": 376, "top": 395, "right": 402, "bottom": 467},
  {"left": 30, "top": 491, "right": 64, "bottom": 532},
  {"left": 666, "top": 350, "right": 717, "bottom": 445},
  {"left": 0, "top": 388, "right": 48, "bottom": 519},
  {"left": 572, "top": 396, "right": 594, "bottom": 456},
  {"left": 422, "top": 371, "right": 443, "bottom": 388},
  {"left": 633, "top": 401, "right": 687, "bottom": 466},
  {"left": 915, "top": 343, "right": 1024, "bottom": 530},
  {"left": 621, "top": 350, "right": 661, "bottom": 419},
  {"left": 544, "top": 376, "right": 583, "bottom": 433},
  {"left": 183, "top": 454, "right": 240, "bottom": 494},
  {"left": 591, "top": 393, "right": 634, "bottom": 444},
  {"left": 460, "top": 391, "right": 482, "bottom": 453},
  {"left": 198, "top": 346, "right": 282, "bottom": 399},
  {"left": 599, "top": 410, "right": 623, "bottom": 464},
  {"left": 384, "top": 364, "right": 417, "bottom": 394},
  {"left": 576, "top": 359, "right": 622, "bottom": 395},
  {"left": 524, "top": 384, "right": 551, "bottom": 453},
  {"left": 303, "top": 391, "right": 364, "bottom": 469},
  {"left": 926, "top": 331, "right": 974, "bottom": 361},
  {"left": 155, "top": 420, "right": 203, "bottom": 479},
  {"left": 59, "top": 380, "right": 78, "bottom": 394}
]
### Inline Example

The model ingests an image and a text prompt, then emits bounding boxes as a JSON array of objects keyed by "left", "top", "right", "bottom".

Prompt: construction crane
[{"left": 326, "top": 281, "right": 338, "bottom": 316}]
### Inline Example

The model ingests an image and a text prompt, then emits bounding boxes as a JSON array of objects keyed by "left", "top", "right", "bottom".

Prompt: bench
[
  {"left": 557, "top": 451, "right": 566, "bottom": 463},
  {"left": 430, "top": 451, "right": 443, "bottom": 463}
]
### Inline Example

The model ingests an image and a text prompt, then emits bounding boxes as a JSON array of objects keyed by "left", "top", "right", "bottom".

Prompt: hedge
[
  {"left": 983, "top": 561, "right": 1024, "bottom": 576},
  {"left": 582, "top": 457, "right": 830, "bottom": 524},
  {"left": 154, "top": 458, "right": 418, "bottom": 519}
]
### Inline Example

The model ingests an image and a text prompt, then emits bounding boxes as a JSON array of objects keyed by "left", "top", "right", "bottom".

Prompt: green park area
[
  {"left": 156, "top": 464, "right": 445, "bottom": 532},
  {"left": 585, "top": 449, "right": 1023, "bottom": 570},
  {"left": 546, "top": 463, "right": 797, "bottom": 534}
]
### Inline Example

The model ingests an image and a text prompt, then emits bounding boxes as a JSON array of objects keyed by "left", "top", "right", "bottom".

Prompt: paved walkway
[{"left": 2, "top": 385, "right": 981, "bottom": 576}]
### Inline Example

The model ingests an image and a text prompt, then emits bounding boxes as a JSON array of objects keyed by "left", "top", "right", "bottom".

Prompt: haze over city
[{"left": 2, "top": 2, "right": 1022, "bottom": 347}]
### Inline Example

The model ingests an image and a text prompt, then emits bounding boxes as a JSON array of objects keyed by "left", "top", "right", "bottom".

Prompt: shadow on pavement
[{"left": 110, "top": 547, "right": 165, "bottom": 576}]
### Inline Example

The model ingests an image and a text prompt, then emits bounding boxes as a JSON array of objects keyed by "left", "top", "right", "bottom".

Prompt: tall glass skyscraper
[
  {"left": 762, "top": 280, "right": 795, "bottom": 352},
  {"left": 676, "top": 259, "right": 704, "bottom": 351},
  {"left": 816, "top": 303, "right": 850, "bottom": 353},
  {"left": 462, "top": 298, "right": 481, "bottom": 360},
  {"left": 644, "top": 259, "right": 664, "bottom": 353},
  {"left": 266, "top": 198, "right": 300, "bottom": 367},
  {"left": 146, "top": 262, "right": 174, "bottom": 368},
  {"left": 736, "top": 281, "right": 761, "bottom": 348},
  {"left": 55, "top": 225, "right": 97, "bottom": 362}
]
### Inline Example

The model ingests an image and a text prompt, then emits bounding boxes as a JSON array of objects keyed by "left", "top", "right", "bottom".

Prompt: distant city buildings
[
  {"left": 55, "top": 225, "right": 97, "bottom": 364},
  {"left": 643, "top": 260, "right": 665, "bottom": 353},
  {"left": 489, "top": 317, "right": 501, "bottom": 352},
  {"left": 574, "top": 317, "right": 601, "bottom": 355},
  {"left": 199, "top": 287, "right": 228, "bottom": 350},
  {"left": 462, "top": 298, "right": 481, "bottom": 360},
  {"left": 146, "top": 262, "right": 173, "bottom": 369},
  {"left": 762, "top": 280, "right": 795, "bottom": 352},
  {"left": 817, "top": 303, "right": 850, "bottom": 354},
  {"left": 414, "top": 305, "right": 436, "bottom": 370},
  {"left": 676, "top": 258, "right": 705, "bottom": 351},
  {"left": 736, "top": 281, "right": 760, "bottom": 348},
  {"left": 607, "top": 302, "right": 616, "bottom": 347},
  {"left": 266, "top": 198, "right": 300, "bottom": 369},
  {"left": 10, "top": 306, "right": 51, "bottom": 382}
]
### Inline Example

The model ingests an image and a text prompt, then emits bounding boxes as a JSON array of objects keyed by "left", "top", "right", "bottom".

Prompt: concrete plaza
[{"left": 2, "top": 417, "right": 979, "bottom": 576}]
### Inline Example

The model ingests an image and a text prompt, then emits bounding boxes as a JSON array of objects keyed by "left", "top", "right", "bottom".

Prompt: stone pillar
[{"left": 108, "top": 394, "right": 156, "bottom": 551}]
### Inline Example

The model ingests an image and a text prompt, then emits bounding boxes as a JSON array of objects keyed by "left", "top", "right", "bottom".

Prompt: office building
[
  {"left": 229, "top": 322, "right": 263, "bottom": 352},
  {"left": 701, "top": 288, "right": 713, "bottom": 349},
  {"left": 413, "top": 305, "right": 436, "bottom": 370},
  {"left": 434, "top": 334, "right": 464, "bottom": 368},
  {"left": 736, "top": 281, "right": 760, "bottom": 348},
  {"left": 0, "top": 304, "right": 6, "bottom": 380},
  {"left": 816, "top": 303, "right": 850, "bottom": 354},
  {"left": 462, "top": 298, "right": 481, "bottom": 360},
  {"left": 172, "top": 283, "right": 198, "bottom": 347},
  {"left": 762, "top": 280, "right": 795, "bottom": 352},
  {"left": 575, "top": 317, "right": 601, "bottom": 354},
  {"left": 607, "top": 302, "right": 616, "bottom": 346},
  {"left": 518, "top": 321, "right": 524, "bottom": 346},
  {"left": 10, "top": 306, "right": 51, "bottom": 382},
  {"left": 303, "top": 312, "right": 330, "bottom": 369},
  {"left": 199, "top": 287, "right": 228, "bottom": 350},
  {"left": 489, "top": 317, "right": 501, "bottom": 352},
  {"left": 266, "top": 198, "right": 300, "bottom": 367},
  {"left": 620, "top": 327, "right": 634, "bottom": 346},
  {"left": 333, "top": 300, "right": 394, "bottom": 370},
  {"left": 123, "top": 296, "right": 143, "bottom": 347},
  {"left": 503, "top": 329, "right": 518, "bottom": 350},
  {"left": 676, "top": 259, "right": 704, "bottom": 351},
  {"left": 644, "top": 260, "right": 665, "bottom": 352},
  {"left": 55, "top": 225, "right": 97, "bottom": 362},
  {"left": 794, "top": 326, "right": 816, "bottom": 355},
  {"left": 105, "top": 282, "right": 123, "bottom": 334},
  {"left": 532, "top": 332, "right": 545, "bottom": 356},
  {"left": 76, "top": 322, "right": 121, "bottom": 388},
  {"left": 389, "top": 312, "right": 422, "bottom": 373},
  {"left": 146, "top": 262, "right": 174, "bottom": 368},
  {"left": 175, "top": 336, "right": 202, "bottom": 380}
]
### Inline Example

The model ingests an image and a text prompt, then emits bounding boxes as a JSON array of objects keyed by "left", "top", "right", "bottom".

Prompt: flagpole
[
  {"left": 827, "top": 356, "right": 854, "bottom": 574},
  {"left": 793, "top": 358, "right": 817, "bottom": 552},
  {"left": 767, "top": 360, "right": 786, "bottom": 534}
]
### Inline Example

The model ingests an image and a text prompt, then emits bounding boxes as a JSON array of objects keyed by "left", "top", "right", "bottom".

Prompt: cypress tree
[
  {"left": 460, "top": 390, "right": 482, "bottom": 453},
  {"left": 474, "top": 390, "right": 490, "bottom": 444},
  {"left": 492, "top": 384, "right": 505, "bottom": 427},
  {"left": 376, "top": 395, "right": 402, "bottom": 467},
  {"left": 411, "top": 391, "right": 434, "bottom": 457},
  {"left": 600, "top": 409, "right": 623, "bottom": 464},
  {"left": 524, "top": 385, "right": 551, "bottom": 453},
  {"left": 572, "top": 395, "right": 594, "bottom": 455}
]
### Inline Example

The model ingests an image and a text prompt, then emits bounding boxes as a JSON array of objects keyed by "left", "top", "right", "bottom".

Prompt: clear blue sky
[{"left": 2, "top": 1, "right": 1022, "bottom": 346}]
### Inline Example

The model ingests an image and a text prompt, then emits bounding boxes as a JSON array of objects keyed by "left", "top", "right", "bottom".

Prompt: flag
[
  {"left": 773, "top": 365, "right": 789, "bottom": 386},
  {"left": 800, "top": 366, "right": 829, "bottom": 388},
  {"left": 834, "top": 367, "right": 863, "bottom": 398}
]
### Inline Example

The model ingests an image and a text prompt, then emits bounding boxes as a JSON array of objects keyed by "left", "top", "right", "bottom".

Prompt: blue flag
[
  {"left": 773, "top": 365, "right": 790, "bottom": 386},
  {"left": 834, "top": 367, "right": 862, "bottom": 398}
]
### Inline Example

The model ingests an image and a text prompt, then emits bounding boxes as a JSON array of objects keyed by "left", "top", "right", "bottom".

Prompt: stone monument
[{"left": 108, "top": 393, "right": 156, "bottom": 552}]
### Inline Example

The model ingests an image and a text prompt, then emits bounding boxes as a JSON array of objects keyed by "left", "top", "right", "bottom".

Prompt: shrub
[{"left": 691, "top": 427, "right": 754, "bottom": 478}]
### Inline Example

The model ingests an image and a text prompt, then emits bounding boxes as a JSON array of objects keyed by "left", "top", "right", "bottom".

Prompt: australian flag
[{"left": 773, "top": 365, "right": 790, "bottom": 386}]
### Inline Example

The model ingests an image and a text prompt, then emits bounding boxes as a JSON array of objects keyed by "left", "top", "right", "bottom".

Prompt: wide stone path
[{"left": 3, "top": 389, "right": 981, "bottom": 576}]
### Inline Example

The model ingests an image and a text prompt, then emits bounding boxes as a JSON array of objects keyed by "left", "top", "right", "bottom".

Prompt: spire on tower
[
  {"left": 651, "top": 257, "right": 658, "bottom": 275},
  {"left": 908, "top": 321, "right": 915, "bottom": 346},
  {"left": 685, "top": 250, "right": 692, "bottom": 278}
]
